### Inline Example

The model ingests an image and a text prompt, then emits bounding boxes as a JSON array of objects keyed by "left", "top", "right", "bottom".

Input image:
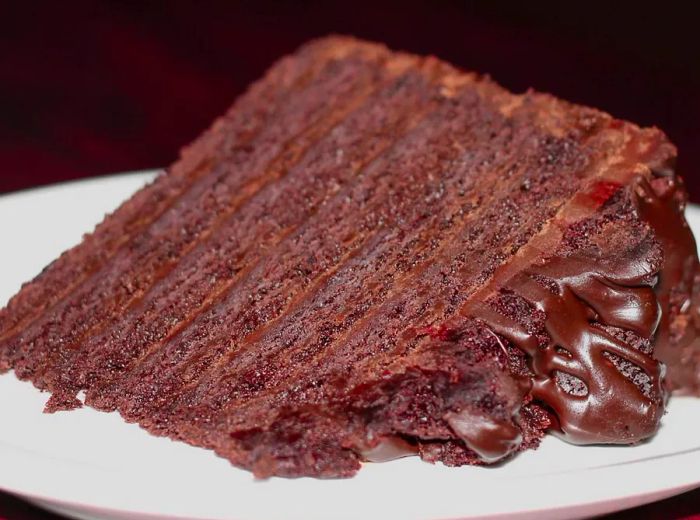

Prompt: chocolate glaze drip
[
  {"left": 635, "top": 175, "right": 700, "bottom": 394},
  {"left": 356, "top": 435, "right": 418, "bottom": 463},
  {"left": 456, "top": 175, "right": 688, "bottom": 462},
  {"left": 444, "top": 407, "right": 523, "bottom": 463}
]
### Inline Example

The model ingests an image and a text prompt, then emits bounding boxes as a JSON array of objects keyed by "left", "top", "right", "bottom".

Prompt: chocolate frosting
[
  {"left": 635, "top": 175, "right": 700, "bottom": 394},
  {"left": 468, "top": 250, "right": 665, "bottom": 446},
  {"left": 451, "top": 173, "right": 700, "bottom": 462}
]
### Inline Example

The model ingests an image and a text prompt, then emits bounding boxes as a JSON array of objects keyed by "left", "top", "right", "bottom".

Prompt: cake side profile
[{"left": 1, "top": 36, "right": 699, "bottom": 478}]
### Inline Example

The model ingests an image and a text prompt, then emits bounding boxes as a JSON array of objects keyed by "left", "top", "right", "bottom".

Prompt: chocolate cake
[{"left": 1, "top": 36, "right": 699, "bottom": 478}]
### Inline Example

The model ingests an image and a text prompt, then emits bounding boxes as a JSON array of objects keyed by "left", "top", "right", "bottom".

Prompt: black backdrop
[{"left": 1, "top": 1, "right": 699, "bottom": 197}]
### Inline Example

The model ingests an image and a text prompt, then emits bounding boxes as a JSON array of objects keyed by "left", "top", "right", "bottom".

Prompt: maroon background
[{"left": 1, "top": 1, "right": 699, "bottom": 518}]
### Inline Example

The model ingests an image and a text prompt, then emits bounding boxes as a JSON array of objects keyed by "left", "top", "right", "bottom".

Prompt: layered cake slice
[{"left": 1, "top": 36, "right": 699, "bottom": 477}]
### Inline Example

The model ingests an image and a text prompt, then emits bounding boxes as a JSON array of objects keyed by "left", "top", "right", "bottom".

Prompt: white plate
[{"left": 1, "top": 172, "right": 699, "bottom": 520}]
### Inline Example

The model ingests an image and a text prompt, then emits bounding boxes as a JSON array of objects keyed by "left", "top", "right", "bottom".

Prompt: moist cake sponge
[{"left": 1, "top": 36, "right": 699, "bottom": 478}]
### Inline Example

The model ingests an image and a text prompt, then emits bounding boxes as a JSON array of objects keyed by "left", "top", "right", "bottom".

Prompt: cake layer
[{"left": 1, "top": 36, "right": 698, "bottom": 478}]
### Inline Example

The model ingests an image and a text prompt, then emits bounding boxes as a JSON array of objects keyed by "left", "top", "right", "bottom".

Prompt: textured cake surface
[{"left": 1, "top": 36, "right": 699, "bottom": 478}]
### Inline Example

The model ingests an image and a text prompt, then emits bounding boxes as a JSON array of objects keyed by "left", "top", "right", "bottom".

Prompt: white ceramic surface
[{"left": 1, "top": 172, "right": 699, "bottom": 520}]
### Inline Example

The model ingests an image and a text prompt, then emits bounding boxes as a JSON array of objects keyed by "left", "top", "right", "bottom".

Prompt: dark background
[{"left": 1, "top": 1, "right": 699, "bottom": 197}]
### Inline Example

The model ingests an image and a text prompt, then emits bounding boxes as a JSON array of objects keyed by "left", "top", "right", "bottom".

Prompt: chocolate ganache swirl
[
  {"left": 468, "top": 252, "right": 665, "bottom": 446},
  {"left": 453, "top": 172, "right": 700, "bottom": 463}
]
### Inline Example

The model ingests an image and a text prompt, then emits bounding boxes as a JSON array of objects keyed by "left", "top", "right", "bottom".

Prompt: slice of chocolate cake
[{"left": 1, "top": 36, "right": 699, "bottom": 478}]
